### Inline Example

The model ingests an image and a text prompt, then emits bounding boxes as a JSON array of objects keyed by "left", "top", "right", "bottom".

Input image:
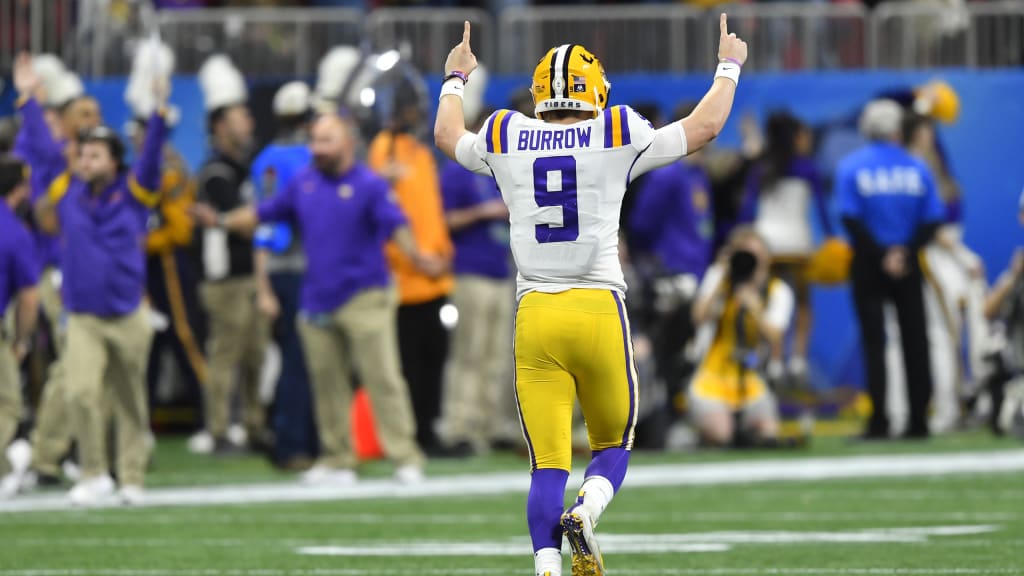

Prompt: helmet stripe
[
  {"left": 548, "top": 46, "right": 560, "bottom": 100},
  {"left": 551, "top": 44, "right": 570, "bottom": 101},
  {"left": 561, "top": 44, "right": 577, "bottom": 99}
]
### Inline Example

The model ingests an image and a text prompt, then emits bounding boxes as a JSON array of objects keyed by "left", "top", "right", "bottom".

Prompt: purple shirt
[
  {"left": 440, "top": 161, "right": 510, "bottom": 280},
  {"left": 629, "top": 161, "right": 713, "bottom": 278},
  {"left": 256, "top": 163, "right": 407, "bottom": 314},
  {"left": 13, "top": 98, "right": 67, "bottom": 268},
  {"left": 0, "top": 202, "right": 40, "bottom": 312},
  {"left": 47, "top": 114, "right": 167, "bottom": 317}
]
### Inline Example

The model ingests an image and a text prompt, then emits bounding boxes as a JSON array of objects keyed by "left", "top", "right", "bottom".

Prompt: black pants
[
  {"left": 397, "top": 296, "right": 450, "bottom": 450},
  {"left": 851, "top": 255, "right": 933, "bottom": 436}
]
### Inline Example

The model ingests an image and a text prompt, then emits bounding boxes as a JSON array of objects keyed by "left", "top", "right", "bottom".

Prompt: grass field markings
[
  {"left": 294, "top": 524, "right": 1000, "bottom": 557},
  {"left": 3, "top": 449, "right": 1023, "bottom": 514}
]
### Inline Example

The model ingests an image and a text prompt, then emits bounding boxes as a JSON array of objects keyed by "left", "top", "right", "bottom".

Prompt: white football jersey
[{"left": 456, "top": 105, "right": 687, "bottom": 299}]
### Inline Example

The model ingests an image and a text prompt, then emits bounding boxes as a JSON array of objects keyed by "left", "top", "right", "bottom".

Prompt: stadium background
[
  {"left": 3, "top": 0, "right": 1021, "bottom": 392},
  {"left": 1, "top": 3, "right": 1024, "bottom": 575}
]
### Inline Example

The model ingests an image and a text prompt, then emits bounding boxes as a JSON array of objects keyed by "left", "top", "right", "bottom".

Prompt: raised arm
[
  {"left": 129, "top": 79, "right": 171, "bottom": 207},
  {"left": 13, "top": 53, "right": 67, "bottom": 176},
  {"left": 679, "top": 14, "right": 748, "bottom": 153},
  {"left": 434, "top": 21, "right": 479, "bottom": 161}
]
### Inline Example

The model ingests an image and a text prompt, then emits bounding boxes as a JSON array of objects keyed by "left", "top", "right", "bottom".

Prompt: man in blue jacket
[
  {"left": 837, "top": 99, "right": 945, "bottom": 440},
  {"left": 250, "top": 81, "right": 317, "bottom": 467}
]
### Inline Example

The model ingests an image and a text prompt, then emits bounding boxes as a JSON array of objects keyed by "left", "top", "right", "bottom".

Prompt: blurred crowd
[{"left": 0, "top": 38, "right": 1022, "bottom": 507}]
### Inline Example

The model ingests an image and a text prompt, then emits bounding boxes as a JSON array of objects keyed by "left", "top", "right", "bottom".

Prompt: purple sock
[
  {"left": 527, "top": 468, "right": 569, "bottom": 552},
  {"left": 584, "top": 447, "right": 630, "bottom": 492}
]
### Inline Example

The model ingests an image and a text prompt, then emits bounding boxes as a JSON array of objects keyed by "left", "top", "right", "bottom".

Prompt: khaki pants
[
  {"left": 30, "top": 267, "right": 72, "bottom": 475},
  {"left": 297, "top": 287, "right": 424, "bottom": 470},
  {"left": 65, "top": 306, "right": 153, "bottom": 486},
  {"left": 200, "top": 278, "right": 268, "bottom": 439},
  {"left": 444, "top": 275, "right": 514, "bottom": 447},
  {"left": 0, "top": 331, "right": 22, "bottom": 478}
]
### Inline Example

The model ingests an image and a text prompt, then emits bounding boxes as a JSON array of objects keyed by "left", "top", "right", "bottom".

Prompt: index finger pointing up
[
  {"left": 720, "top": 13, "right": 728, "bottom": 37},
  {"left": 463, "top": 20, "right": 471, "bottom": 46}
]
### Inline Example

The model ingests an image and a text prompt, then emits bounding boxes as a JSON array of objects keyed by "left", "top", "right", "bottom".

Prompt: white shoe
[
  {"left": 5, "top": 439, "right": 31, "bottom": 474},
  {"left": 0, "top": 472, "right": 22, "bottom": 499},
  {"left": 119, "top": 485, "right": 145, "bottom": 506},
  {"left": 226, "top": 424, "right": 248, "bottom": 448},
  {"left": 301, "top": 465, "right": 357, "bottom": 486},
  {"left": 394, "top": 465, "right": 424, "bottom": 485},
  {"left": 68, "top": 475, "right": 116, "bottom": 507},
  {"left": 62, "top": 461, "right": 81, "bottom": 483},
  {"left": 187, "top": 431, "right": 214, "bottom": 455}
]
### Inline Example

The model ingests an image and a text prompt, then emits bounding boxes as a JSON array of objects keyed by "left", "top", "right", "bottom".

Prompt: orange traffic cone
[{"left": 351, "top": 388, "right": 385, "bottom": 460}]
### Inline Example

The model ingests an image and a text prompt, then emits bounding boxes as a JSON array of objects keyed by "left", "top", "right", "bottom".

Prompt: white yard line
[
  {"left": 1, "top": 449, "right": 1022, "bottom": 514},
  {"left": 6, "top": 510, "right": 1015, "bottom": 526}
]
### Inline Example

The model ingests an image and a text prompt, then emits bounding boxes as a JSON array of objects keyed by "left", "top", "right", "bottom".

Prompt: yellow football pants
[{"left": 514, "top": 289, "right": 638, "bottom": 472}]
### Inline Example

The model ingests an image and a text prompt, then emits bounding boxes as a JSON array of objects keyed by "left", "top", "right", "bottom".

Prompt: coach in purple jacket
[{"left": 19, "top": 62, "right": 169, "bottom": 505}]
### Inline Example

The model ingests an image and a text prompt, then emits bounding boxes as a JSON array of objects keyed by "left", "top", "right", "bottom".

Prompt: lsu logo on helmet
[{"left": 532, "top": 44, "right": 610, "bottom": 118}]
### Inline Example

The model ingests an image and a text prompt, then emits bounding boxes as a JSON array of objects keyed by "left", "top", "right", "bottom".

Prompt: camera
[{"left": 728, "top": 249, "right": 758, "bottom": 288}]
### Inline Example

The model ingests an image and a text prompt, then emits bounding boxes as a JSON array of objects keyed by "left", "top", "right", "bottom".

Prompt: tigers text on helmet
[{"left": 531, "top": 44, "right": 610, "bottom": 119}]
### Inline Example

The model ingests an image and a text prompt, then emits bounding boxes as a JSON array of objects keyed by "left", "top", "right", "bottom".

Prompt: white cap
[
  {"left": 859, "top": 99, "right": 903, "bottom": 141},
  {"left": 273, "top": 81, "right": 311, "bottom": 117},
  {"left": 198, "top": 54, "right": 247, "bottom": 112},
  {"left": 48, "top": 71, "right": 85, "bottom": 108},
  {"left": 315, "top": 46, "right": 361, "bottom": 103}
]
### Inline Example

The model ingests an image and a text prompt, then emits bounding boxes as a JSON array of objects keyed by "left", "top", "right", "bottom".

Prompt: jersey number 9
[{"left": 533, "top": 156, "right": 579, "bottom": 244}]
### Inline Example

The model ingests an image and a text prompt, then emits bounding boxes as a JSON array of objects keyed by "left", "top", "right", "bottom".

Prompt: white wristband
[
  {"left": 440, "top": 78, "right": 465, "bottom": 101},
  {"left": 714, "top": 62, "right": 741, "bottom": 86}
]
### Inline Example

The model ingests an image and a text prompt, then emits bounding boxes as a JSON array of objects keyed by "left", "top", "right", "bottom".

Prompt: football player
[{"left": 435, "top": 16, "right": 747, "bottom": 576}]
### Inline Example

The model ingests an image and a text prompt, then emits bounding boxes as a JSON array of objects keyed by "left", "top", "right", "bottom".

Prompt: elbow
[
  {"left": 685, "top": 116, "right": 723, "bottom": 153},
  {"left": 434, "top": 125, "right": 457, "bottom": 156}
]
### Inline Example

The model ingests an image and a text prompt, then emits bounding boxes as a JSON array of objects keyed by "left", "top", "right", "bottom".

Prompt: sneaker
[
  {"left": 300, "top": 465, "right": 357, "bottom": 486},
  {"left": 561, "top": 505, "right": 605, "bottom": 576},
  {"left": 394, "top": 465, "right": 424, "bottom": 485},
  {"left": 119, "top": 485, "right": 145, "bottom": 506},
  {"left": 61, "top": 460, "right": 81, "bottom": 483},
  {"left": 5, "top": 439, "right": 31, "bottom": 474},
  {"left": 68, "top": 475, "right": 116, "bottom": 507},
  {"left": 187, "top": 431, "right": 214, "bottom": 455},
  {"left": 0, "top": 472, "right": 21, "bottom": 499}
]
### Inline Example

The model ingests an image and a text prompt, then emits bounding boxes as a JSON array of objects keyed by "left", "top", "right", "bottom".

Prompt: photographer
[
  {"left": 982, "top": 194, "right": 1024, "bottom": 435},
  {"left": 688, "top": 227, "right": 792, "bottom": 447}
]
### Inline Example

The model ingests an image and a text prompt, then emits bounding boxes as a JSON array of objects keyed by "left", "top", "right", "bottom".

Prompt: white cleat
[
  {"left": 68, "top": 475, "right": 116, "bottom": 507},
  {"left": 561, "top": 505, "right": 605, "bottom": 576},
  {"left": 300, "top": 465, "right": 357, "bottom": 486},
  {"left": 118, "top": 485, "right": 145, "bottom": 506},
  {"left": 394, "top": 465, "right": 425, "bottom": 485}
]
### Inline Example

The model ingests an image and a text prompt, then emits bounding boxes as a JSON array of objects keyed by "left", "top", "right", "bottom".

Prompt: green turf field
[{"left": 2, "top": 433, "right": 1023, "bottom": 575}]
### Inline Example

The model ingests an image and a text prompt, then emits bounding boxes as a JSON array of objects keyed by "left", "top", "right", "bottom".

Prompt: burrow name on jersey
[{"left": 517, "top": 126, "right": 593, "bottom": 152}]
